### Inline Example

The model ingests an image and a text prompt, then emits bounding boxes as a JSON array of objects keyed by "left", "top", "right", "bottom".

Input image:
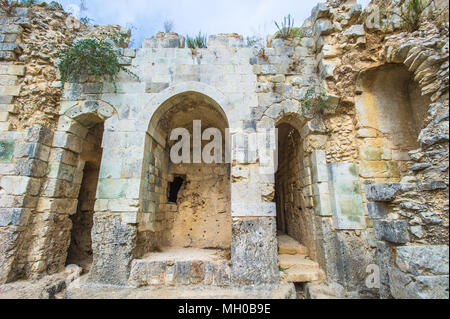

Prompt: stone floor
[{"left": 66, "top": 277, "right": 297, "bottom": 299}]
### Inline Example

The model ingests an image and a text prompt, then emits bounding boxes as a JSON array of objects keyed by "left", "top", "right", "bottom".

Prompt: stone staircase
[{"left": 277, "top": 234, "right": 324, "bottom": 283}]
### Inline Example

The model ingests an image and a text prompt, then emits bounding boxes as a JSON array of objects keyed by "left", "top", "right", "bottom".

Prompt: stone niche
[
  {"left": 356, "top": 64, "right": 431, "bottom": 177},
  {"left": 137, "top": 91, "right": 231, "bottom": 253}
]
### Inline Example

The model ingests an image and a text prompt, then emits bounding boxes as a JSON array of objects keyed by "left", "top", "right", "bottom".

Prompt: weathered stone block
[
  {"left": 396, "top": 245, "right": 449, "bottom": 276},
  {"left": 231, "top": 217, "right": 278, "bottom": 285},
  {"left": 0, "top": 176, "right": 40, "bottom": 196},
  {"left": 364, "top": 183, "right": 402, "bottom": 202},
  {"left": 88, "top": 213, "right": 137, "bottom": 285},
  {"left": 0, "top": 208, "right": 31, "bottom": 226},
  {"left": 367, "top": 202, "right": 389, "bottom": 219},
  {"left": 0, "top": 139, "right": 14, "bottom": 162},
  {"left": 25, "top": 125, "right": 53, "bottom": 146},
  {"left": 311, "top": 150, "right": 328, "bottom": 183},
  {"left": 328, "top": 163, "right": 365, "bottom": 230},
  {"left": 343, "top": 24, "right": 365, "bottom": 38},
  {"left": 374, "top": 220, "right": 409, "bottom": 243}
]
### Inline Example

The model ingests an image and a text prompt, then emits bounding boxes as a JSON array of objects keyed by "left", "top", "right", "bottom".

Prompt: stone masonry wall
[{"left": 0, "top": 0, "right": 448, "bottom": 299}]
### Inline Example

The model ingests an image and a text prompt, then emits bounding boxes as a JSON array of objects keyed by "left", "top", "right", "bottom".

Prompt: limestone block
[
  {"left": 231, "top": 202, "right": 276, "bottom": 217},
  {"left": 107, "top": 198, "right": 140, "bottom": 212},
  {"left": 96, "top": 178, "right": 140, "bottom": 199},
  {"left": 25, "top": 125, "right": 53, "bottom": 146},
  {"left": 396, "top": 245, "right": 449, "bottom": 276},
  {"left": 314, "top": 19, "right": 334, "bottom": 38},
  {"left": 56, "top": 116, "right": 89, "bottom": 138},
  {"left": 13, "top": 142, "right": 50, "bottom": 162},
  {"left": 367, "top": 202, "right": 388, "bottom": 219},
  {"left": 301, "top": 119, "right": 326, "bottom": 138},
  {"left": 0, "top": 65, "right": 25, "bottom": 76},
  {"left": 264, "top": 103, "right": 283, "bottom": 118},
  {"left": 0, "top": 176, "right": 40, "bottom": 196},
  {"left": 231, "top": 166, "right": 249, "bottom": 180},
  {"left": 0, "top": 139, "right": 15, "bottom": 162},
  {"left": 281, "top": 99, "right": 300, "bottom": 114},
  {"left": 327, "top": 163, "right": 365, "bottom": 230},
  {"left": 374, "top": 220, "right": 409, "bottom": 243},
  {"left": 14, "top": 158, "right": 48, "bottom": 178},
  {"left": 311, "top": 150, "right": 328, "bottom": 183},
  {"left": 0, "top": 163, "right": 14, "bottom": 175},
  {"left": 322, "top": 44, "right": 342, "bottom": 58},
  {"left": 313, "top": 193, "right": 333, "bottom": 216},
  {"left": 52, "top": 132, "right": 82, "bottom": 153},
  {"left": 0, "top": 207, "right": 31, "bottom": 227},
  {"left": 310, "top": 3, "right": 330, "bottom": 23},
  {"left": 49, "top": 148, "right": 78, "bottom": 167},
  {"left": 389, "top": 268, "right": 449, "bottom": 299},
  {"left": 343, "top": 24, "right": 365, "bottom": 38},
  {"left": 142, "top": 35, "right": 185, "bottom": 48},
  {"left": 208, "top": 34, "right": 245, "bottom": 48},
  {"left": 47, "top": 162, "right": 75, "bottom": 181},
  {"left": 364, "top": 183, "right": 402, "bottom": 202},
  {"left": 88, "top": 213, "right": 137, "bottom": 285},
  {"left": 231, "top": 217, "right": 278, "bottom": 285},
  {"left": 36, "top": 198, "right": 78, "bottom": 215}
]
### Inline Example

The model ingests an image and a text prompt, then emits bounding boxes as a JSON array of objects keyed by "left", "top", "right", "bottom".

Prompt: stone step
[
  {"left": 278, "top": 254, "right": 320, "bottom": 271},
  {"left": 128, "top": 248, "right": 232, "bottom": 287},
  {"left": 280, "top": 268, "right": 323, "bottom": 283},
  {"left": 277, "top": 234, "right": 309, "bottom": 256},
  {"left": 129, "top": 258, "right": 231, "bottom": 287},
  {"left": 305, "top": 282, "right": 346, "bottom": 299}
]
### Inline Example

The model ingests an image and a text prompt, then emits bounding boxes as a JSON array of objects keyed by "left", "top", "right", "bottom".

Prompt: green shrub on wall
[
  {"left": 57, "top": 38, "right": 137, "bottom": 85},
  {"left": 300, "top": 86, "right": 336, "bottom": 116}
]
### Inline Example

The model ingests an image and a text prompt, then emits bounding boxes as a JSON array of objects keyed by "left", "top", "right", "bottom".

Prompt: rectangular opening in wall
[{"left": 168, "top": 175, "right": 185, "bottom": 203}]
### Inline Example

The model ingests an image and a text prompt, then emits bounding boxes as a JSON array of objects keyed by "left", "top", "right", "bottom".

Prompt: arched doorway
[
  {"left": 130, "top": 91, "right": 232, "bottom": 286},
  {"left": 275, "top": 120, "right": 323, "bottom": 283},
  {"left": 66, "top": 122, "right": 104, "bottom": 272}
]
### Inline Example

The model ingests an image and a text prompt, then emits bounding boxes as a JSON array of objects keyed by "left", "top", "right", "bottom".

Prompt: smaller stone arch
[{"left": 61, "top": 99, "right": 119, "bottom": 129}]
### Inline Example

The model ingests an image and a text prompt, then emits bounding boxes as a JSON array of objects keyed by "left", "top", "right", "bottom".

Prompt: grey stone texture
[
  {"left": 231, "top": 217, "right": 278, "bottom": 285},
  {"left": 374, "top": 220, "right": 409, "bottom": 244},
  {"left": 88, "top": 213, "right": 137, "bottom": 286}
]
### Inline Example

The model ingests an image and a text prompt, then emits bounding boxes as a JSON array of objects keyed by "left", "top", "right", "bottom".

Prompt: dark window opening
[{"left": 168, "top": 176, "right": 184, "bottom": 203}]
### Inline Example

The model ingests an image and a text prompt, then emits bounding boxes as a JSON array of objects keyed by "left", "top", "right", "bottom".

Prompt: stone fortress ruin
[{"left": 0, "top": 0, "right": 448, "bottom": 299}]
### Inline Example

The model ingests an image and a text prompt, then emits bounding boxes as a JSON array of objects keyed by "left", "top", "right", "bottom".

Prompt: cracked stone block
[
  {"left": 374, "top": 220, "right": 409, "bottom": 244},
  {"left": 364, "top": 183, "right": 402, "bottom": 202},
  {"left": 396, "top": 245, "right": 449, "bottom": 276}
]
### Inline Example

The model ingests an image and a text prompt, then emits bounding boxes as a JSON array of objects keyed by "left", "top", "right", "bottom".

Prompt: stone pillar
[
  {"left": 87, "top": 129, "right": 146, "bottom": 285},
  {"left": 229, "top": 129, "right": 279, "bottom": 285},
  {"left": 0, "top": 125, "right": 51, "bottom": 282}
]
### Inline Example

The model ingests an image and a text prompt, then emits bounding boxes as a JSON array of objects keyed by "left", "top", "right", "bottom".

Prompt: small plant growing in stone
[
  {"left": 57, "top": 38, "right": 138, "bottom": 86},
  {"left": 105, "top": 29, "right": 131, "bottom": 48},
  {"left": 80, "top": 16, "right": 93, "bottom": 25},
  {"left": 300, "top": 86, "right": 334, "bottom": 116},
  {"left": 186, "top": 32, "right": 207, "bottom": 49},
  {"left": 163, "top": 19, "right": 174, "bottom": 33},
  {"left": 395, "top": 0, "right": 433, "bottom": 31},
  {"left": 274, "top": 14, "right": 295, "bottom": 39},
  {"left": 246, "top": 36, "right": 262, "bottom": 47}
]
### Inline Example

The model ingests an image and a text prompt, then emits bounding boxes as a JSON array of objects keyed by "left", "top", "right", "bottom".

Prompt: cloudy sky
[{"left": 54, "top": 0, "right": 371, "bottom": 48}]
